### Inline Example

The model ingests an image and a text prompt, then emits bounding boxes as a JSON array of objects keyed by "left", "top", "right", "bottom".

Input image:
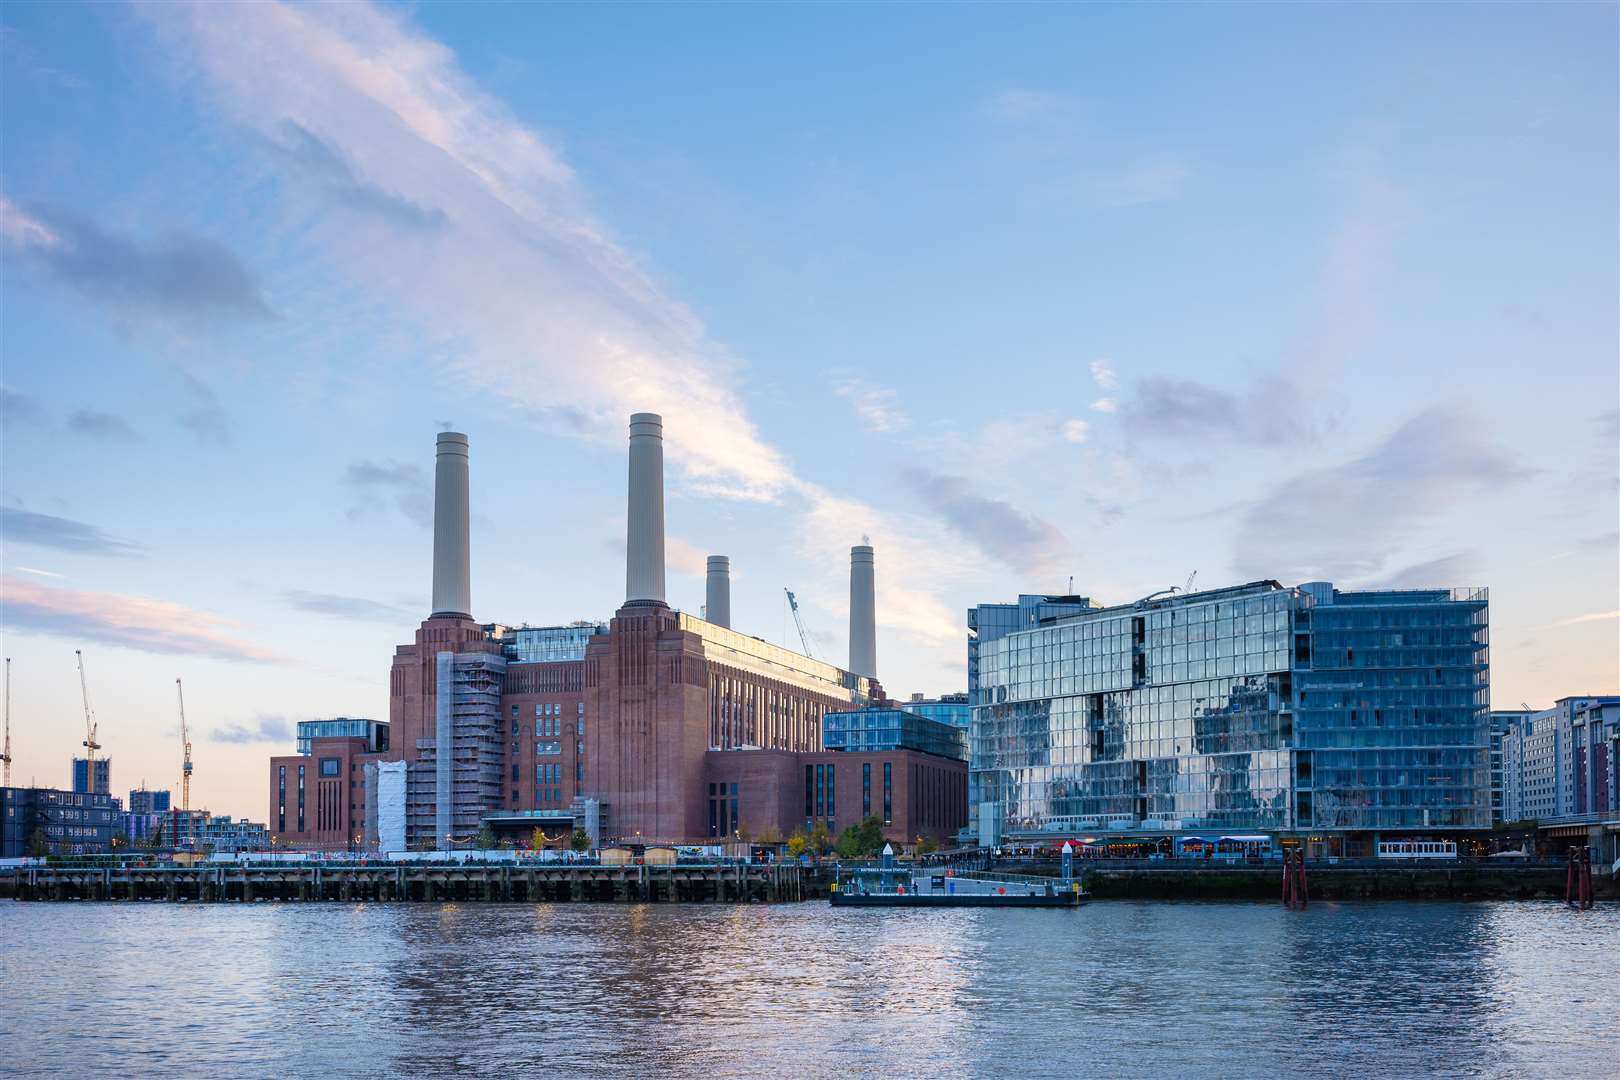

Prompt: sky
[{"left": 1, "top": 2, "right": 1615, "bottom": 821}]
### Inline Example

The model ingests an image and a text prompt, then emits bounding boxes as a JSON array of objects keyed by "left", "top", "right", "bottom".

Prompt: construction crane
[
  {"left": 3, "top": 657, "right": 12, "bottom": 788},
  {"left": 75, "top": 650, "right": 101, "bottom": 793},
  {"left": 176, "top": 678, "right": 193, "bottom": 817},
  {"left": 1184, "top": 570, "right": 1198, "bottom": 594},
  {"left": 783, "top": 588, "right": 821, "bottom": 660}
]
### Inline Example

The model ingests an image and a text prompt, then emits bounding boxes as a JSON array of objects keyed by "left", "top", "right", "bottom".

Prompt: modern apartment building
[{"left": 970, "top": 579, "right": 1491, "bottom": 856}]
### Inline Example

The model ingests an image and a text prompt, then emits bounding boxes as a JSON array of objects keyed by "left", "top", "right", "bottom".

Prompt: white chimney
[
  {"left": 430, "top": 431, "right": 472, "bottom": 618},
  {"left": 705, "top": 556, "right": 731, "bottom": 628},
  {"left": 625, "top": 413, "right": 667, "bottom": 606},
  {"left": 848, "top": 544, "right": 876, "bottom": 678}
]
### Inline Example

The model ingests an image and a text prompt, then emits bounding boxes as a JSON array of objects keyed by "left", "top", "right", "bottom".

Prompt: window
[
  {"left": 826, "top": 764, "right": 836, "bottom": 820},
  {"left": 863, "top": 763, "right": 871, "bottom": 816},
  {"left": 883, "top": 762, "right": 892, "bottom": 825},
  {"left": 319, "top": 758, "right": 340, "bottom": 777}
]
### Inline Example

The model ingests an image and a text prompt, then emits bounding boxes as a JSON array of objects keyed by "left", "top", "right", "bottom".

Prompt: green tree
[
  {"left": 571, "top": 828, "right": 591, "bottom": 853},
  {"left": 834, "top": 827, "right": 863, "bottom": 859},
  {"left": 474, "top": 825, "right": 496, "bottom": 850},
  {"left": 855, "top": 815, "right": 885, "bottom": 856},
  {"left": 531, "top": 827, "right": 547, "bottom": 851},
  {"left": 808, "top": 821, "right": 832, "bottom": 854},
  {"left": 786, "top": 829, "right": 808, "bottom": 857}
]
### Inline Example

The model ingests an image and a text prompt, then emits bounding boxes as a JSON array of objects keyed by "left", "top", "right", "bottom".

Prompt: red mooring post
[
  {"left": 1282, "top": 848, "right": 1308, "bottom": 909},
  {"left": 1565, "top": 846, "right": 1595, "bottom": 910}
]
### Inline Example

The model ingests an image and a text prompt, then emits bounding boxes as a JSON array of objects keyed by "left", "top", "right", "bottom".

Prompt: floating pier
[{"left": 3, "top": 861, "right": 803, "bottom": 904}]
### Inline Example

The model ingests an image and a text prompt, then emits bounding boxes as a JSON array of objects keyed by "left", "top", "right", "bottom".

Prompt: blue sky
[{"left": 2, "top": 2, "right": 1615, "bottom": 819}]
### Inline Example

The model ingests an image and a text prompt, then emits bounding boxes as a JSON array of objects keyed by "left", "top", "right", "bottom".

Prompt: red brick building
[{"left": 268, "top": 732, "right": 387, "bottom": 852}]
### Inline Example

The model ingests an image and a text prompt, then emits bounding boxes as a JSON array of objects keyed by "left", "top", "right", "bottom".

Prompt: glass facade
[
  {"left": 971, "top": 581, "right": 1490, "bottom": 839},
  {"left": 823, "top": 707, "right": 969, "bottom": 761},
  {"left": 905, "top": 694, "right": 972, "bottom": 730},
  {"left": 296, "top": 718, "right": 388, "bottom": 755},
  {"left": 490, "top": 622, "right": 605, "bottom": 664}
]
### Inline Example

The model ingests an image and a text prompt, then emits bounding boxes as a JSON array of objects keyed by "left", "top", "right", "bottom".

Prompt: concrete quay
[{"left": 2, "top": 861, "right": 805, "bottom": 904}]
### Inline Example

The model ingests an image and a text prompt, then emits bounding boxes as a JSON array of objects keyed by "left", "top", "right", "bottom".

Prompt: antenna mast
[{"left": 75, "top": 650, "right": 100, "bottom": 792}]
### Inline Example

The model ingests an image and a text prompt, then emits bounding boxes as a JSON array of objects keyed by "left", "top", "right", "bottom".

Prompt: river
[{"left": 1, "top": 899, "right": 1614, "bottom": 1078}]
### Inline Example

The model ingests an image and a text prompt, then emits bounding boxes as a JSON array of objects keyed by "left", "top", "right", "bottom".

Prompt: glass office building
[
  {"left": 971, "top": 580, "right": 1490, "bottom": 847},
  {"left": 823, "top": 708, "right": 969, "bottom": 762}
]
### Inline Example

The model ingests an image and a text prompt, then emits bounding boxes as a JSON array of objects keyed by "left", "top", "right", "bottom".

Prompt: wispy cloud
[
  {"left": 135, "top": 0, "right": 985, "bottom": 648},
  {"left": 1089, "top": 360, "right": 1118, "bottom": 389},
  {"left": 267, "top": 120, "right": 448, "bottom": 231},
  {"left": 342, "top": 460, "right": 431, "bottom": 528},
  {"left": 1530, "top": 610, "right": 1619, "bottom": 632},
  {"left": 1123, "top": 373, "right": 1318, "bottom": 448},
  {"left": 1088, "top": 153, "right": 1190, "bottom": 208},
  {"left": 1370, "top": 551, "right": 1479, "bottom": 590},
  {"left": 12, "top": 566, "right": 65, "bottom": 579},
  {"left": 68, "top": 409, "right": 141, "bottom": 443},
  {"left": 984, "top": 88, "right": 1062, "bottom": 123},
  {"left": 0, "top": 507, "right": 142, "bottom": 557},
  {"left": 211, "top": 715, "right": 293, "bottom": 744},
  {"left": 1, "top": 575, "right": 285, "bottom": 662},
  {"left": 0, "top": 195, "right": 271, "bottom": 322},
  {"left": 282, "top": 589, "right": 413, "bottom": 622},
  {"left": 1, "top": 386, "right": 41, "bottom": 426},
  {"left": 903, "top": 468, "right": 1070, "bottom": 576},
  {"left": 177, "top": 374, "right": 231, "bottom": 445},
  {"left": 1062, "top": 419, "right": 1090, "bottom": 444},
  {"left": 1090, "top": 398, "right": 1116, "bottom": 414},
  {"left": 833, "top": 376, "right": 911, "bottom": 433},
  {"left": 1233, "top": 406, "right": 1534, "bottom": 582}
]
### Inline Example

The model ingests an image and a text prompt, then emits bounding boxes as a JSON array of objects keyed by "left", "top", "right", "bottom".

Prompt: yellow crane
[
  {"left": 175, "top": 678, "right": 193, "bottom": 818},
  {"left": 75, "top": 650, "right": 100, "bottom": 792},
  {"left": 3, "top": 657, "right": 12, "bottom": 788}
]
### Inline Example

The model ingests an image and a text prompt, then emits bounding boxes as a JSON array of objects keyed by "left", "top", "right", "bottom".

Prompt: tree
[
  {"left": 756, "top": 824, "right": 783, "bottom": 846},
  {"left": 917, "top": 835, "right": 937, "bottom": 855},
  {"left": 571, "top": 828, "right": 591, "bottom": 853},
  {"left": 27, "top": 828, "right": 48, "bottom": 858},
  {"left": 834, "top": 827, "right": 863, "bottom": 859},
  {"left": 808, "top": 821, "right": 832, "bottom": 854},
  {"left": 531, "top": 827, "right": 547, "bottom": 851},
  {"left": 736, "top": 824, "right": 754, "bottom": 845},
  {"left": 855, "top": 815, "right": 885, "bottom": 856},
  {"left": 474, "top": 825, "right": 496, "bottom": 850},
  {"left": 786, "top": 829, "right": 808, "bottom": 857}
]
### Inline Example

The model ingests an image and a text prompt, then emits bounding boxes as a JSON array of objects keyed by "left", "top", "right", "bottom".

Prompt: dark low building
[{"left": 2, "top": 786, "right": 122, "bottom": 857}]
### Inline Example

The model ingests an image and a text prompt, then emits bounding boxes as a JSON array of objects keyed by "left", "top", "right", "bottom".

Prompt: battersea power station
[{"left": 269, "top": 415, "right": 968, "bottom": 852}]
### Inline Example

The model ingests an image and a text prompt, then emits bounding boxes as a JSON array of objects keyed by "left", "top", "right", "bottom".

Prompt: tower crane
[
  {"left": 176, "top": 678, "right": 193, "bottom": 817},
  {"left": 75, "top": 650, "right": 100, "bottom": 793},
  {"left": 1184, "top": 570, "right": 1198, "bottom": 594},
  {"left": 3, "top": 658, "right": 12, "bottom": 788},
  {"left": 783, "top": 588, "right": 821, "bottom": 660}
]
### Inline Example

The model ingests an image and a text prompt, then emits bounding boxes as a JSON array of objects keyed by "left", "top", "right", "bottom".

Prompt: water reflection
[{"left": 2, "top": 901, "right": 1614, "bottom": 1079}]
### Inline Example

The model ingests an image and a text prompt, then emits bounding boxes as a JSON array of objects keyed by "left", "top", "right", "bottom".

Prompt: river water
[{"left": 1, "top": 899, "right": 1615, "bottom": 1078}]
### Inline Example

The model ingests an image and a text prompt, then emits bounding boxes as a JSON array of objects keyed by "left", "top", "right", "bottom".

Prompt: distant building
[
  {"left": 1500, "top": 696, "right": 1620, "bottom": 850},
  {"left": 2, "top": 787, "right": 121, "bottom": 857},
  {"left": 1489, "top": 710, "right": 1535, "bottom": 824},
  {"left": 71, "top": 757, "right": 111, "bottom": 795},
  {"left": 128, "top": 787, "right": 171, "bottom": 815},
  {"left": 970, "top": 580, "right": 1491, "bottom": 857},
  {"left": 198, "top": 814, "right": 270, "bottom": 853}
]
